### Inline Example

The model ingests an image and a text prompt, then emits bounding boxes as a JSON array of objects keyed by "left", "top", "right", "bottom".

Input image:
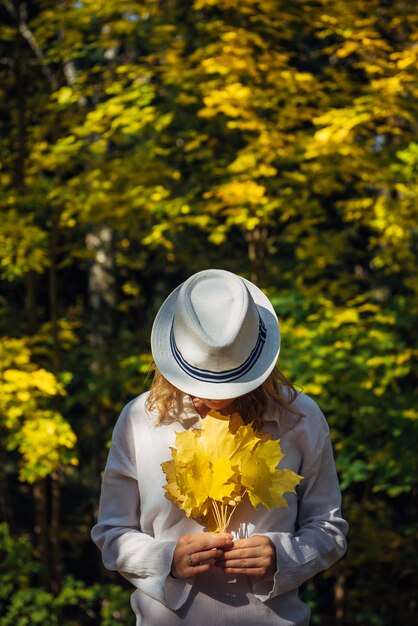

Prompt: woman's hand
[
  {"left": 215, "top": 535, "right": 277, "bottom": 581},
  {"left": 171, "top": 532, "right": 233, "bottom": 579}
]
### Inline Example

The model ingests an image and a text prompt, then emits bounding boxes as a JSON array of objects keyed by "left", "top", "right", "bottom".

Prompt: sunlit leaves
[
  {"left": 276, "top": 293, "right": 418, "bottom": 496},
  {"left": 10, "top": 413, "right": 78, "bottom": 483},
  {"left": 0, "top": 338, "right": 78, "bottom": 482},
  {"left": 162, "top": 411, "right": 302, "bottom": 531},
  {"left": 0, "top": 211, "right": 49, "bottom": 280}
]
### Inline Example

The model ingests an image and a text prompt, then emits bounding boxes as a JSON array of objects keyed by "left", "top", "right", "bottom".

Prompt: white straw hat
[{"left": 151, "top": 269, "right": 280, "bottom": 399}]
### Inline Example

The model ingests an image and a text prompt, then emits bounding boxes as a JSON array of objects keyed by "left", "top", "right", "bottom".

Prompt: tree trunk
[
  {"left": 49, "top": 205, "right": 60, "bottom": 375},
  {"left": 12, "top": 3, "right": 51, "bottom": 580},
  {"left": 49, "top": 206, "right": 62, "bottom": 593},
  {"left": 86, "top": 226, "right": 117, "bottom": 494},
  {"left": 245, "top": 227, "right": 268, "bottom": 286},
  {"left": 25, "top": 271, "right": 39, "bottom": 334},
  {"left": 0, "top": 456, "right": 14, "bottom": 530},
  {"left": 86, "top": 225, "right": 116, "bottom": 343},
  {"left": 12, "top": 1, "right": 40, "bottom": 334},
  {"left": 33, "top": 479, "right": 50, "bottom": 585},
  {"left": 50, "top": 472, "right": 62, "bottom": 594},
  {"left": 334, "top": 572, "right": 346, "bottom": 626},
  {"left": 12, "top": 0, "right": 25, "bottom": 190},
  {"left": 7, "top": 0, "right": 66, "bottom": 594}
]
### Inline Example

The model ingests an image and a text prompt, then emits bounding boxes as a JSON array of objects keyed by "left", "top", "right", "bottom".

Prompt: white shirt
[{"left": 91, "top": 391, "right": 348, "bottom": 625}]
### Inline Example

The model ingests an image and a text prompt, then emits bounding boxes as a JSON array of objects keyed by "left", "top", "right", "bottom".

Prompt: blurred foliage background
[{"left": 0, "top": 0, "right": 417, "bottom": 624}]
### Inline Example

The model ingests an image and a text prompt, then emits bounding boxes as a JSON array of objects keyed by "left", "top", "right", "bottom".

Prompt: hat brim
[{"left": 151, "top": 276, "right": 281, "bottom": 400}]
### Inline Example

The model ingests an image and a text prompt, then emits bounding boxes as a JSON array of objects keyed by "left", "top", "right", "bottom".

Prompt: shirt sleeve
[
  {"left": 90, "top": 402, "right": 193, "bottom": 610},
  {"left": 252, "top": 424, "right": 348, "bottom": 601}
]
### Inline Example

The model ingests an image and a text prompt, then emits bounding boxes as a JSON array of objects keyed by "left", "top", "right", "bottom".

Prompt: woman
[{"left": 91, "top": 269, "right": 348, "bottom": 625}]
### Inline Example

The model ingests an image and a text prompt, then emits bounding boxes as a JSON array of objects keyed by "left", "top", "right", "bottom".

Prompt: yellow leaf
[
  {"left": 161, "top": 411, "right": 302, "bottom": 531},
  {"left": 186, "top": 455, "right": 235, "bottom": 503}
]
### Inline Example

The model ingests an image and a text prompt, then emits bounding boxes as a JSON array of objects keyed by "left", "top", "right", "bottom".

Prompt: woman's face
[
  {"left": 199, "top": 398, "right": 236, "bottom": 410},
  {"left": 191, "top": 396, "right": 237, "bottom": 417}
]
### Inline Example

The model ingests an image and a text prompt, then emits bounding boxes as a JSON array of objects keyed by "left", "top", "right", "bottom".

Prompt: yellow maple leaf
[
  {"left": 161, "top": 411, "right": 302, "bottom": 531},
  {"left": 184, "top": 455, "right": 236, "bottom": 504},
  {"left": 161, "top": 458, "right": 187, "bottom": 508}
]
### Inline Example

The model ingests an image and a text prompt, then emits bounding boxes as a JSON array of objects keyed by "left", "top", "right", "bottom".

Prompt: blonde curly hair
[{"left": 146, "top": 363, "right": 302, "bottom": 430}]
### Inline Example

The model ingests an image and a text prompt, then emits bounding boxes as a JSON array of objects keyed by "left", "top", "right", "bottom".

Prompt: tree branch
[{"left": 3, "top": 0, "right": 58, "bottom": 90}]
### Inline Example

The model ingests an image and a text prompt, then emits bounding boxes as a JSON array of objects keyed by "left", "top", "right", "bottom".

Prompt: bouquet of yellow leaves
[{"left": 161, "top": 410, "right": 303, "bottom": 532}]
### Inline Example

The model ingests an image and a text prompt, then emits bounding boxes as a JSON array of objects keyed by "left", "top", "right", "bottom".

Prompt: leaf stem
[{"left": 210, "top": 499, "right": 241, "bottom": 533}]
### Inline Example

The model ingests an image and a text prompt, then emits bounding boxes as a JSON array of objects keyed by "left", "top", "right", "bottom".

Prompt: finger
[
  {"left": 216, "top": 556, "right": 263, "bottom": 570},
  {"left": 221, "top": 564, "right": 269, "bottom": 577},
  {"left": 231, "top": 536, "right": 269, "bottom": 549},
  {"left": 175, "top": 561, "right": 214, "bottom": 578},
  {"left": 172, "top": 552, "right": 216, "bottom": 578},
  {"left": 224, "top": 537, "right": 275, "bottom": 561},
  {"left": 191, "top": 546, "right": 225, "bottom": 565},
  {"left": 185, "top": 561, "right": 214, "bottom": 576},
  {"left": 181, "top": 535, "right": 234, "bottom": 556},
  {"left": 184, "top": 533, "right": 233, "bottom": 548},
  {"left": 172, "top": 533, "right": 234, "bottom": 578},
  {"left": 218, "top": 554, "right": 265, "bottom": 568},
  {"left": 217, "top": 546, "right": 261, "bottom": 561},
  {"left": 216, "top": 553, "right": 275, "bottom": 578}
]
